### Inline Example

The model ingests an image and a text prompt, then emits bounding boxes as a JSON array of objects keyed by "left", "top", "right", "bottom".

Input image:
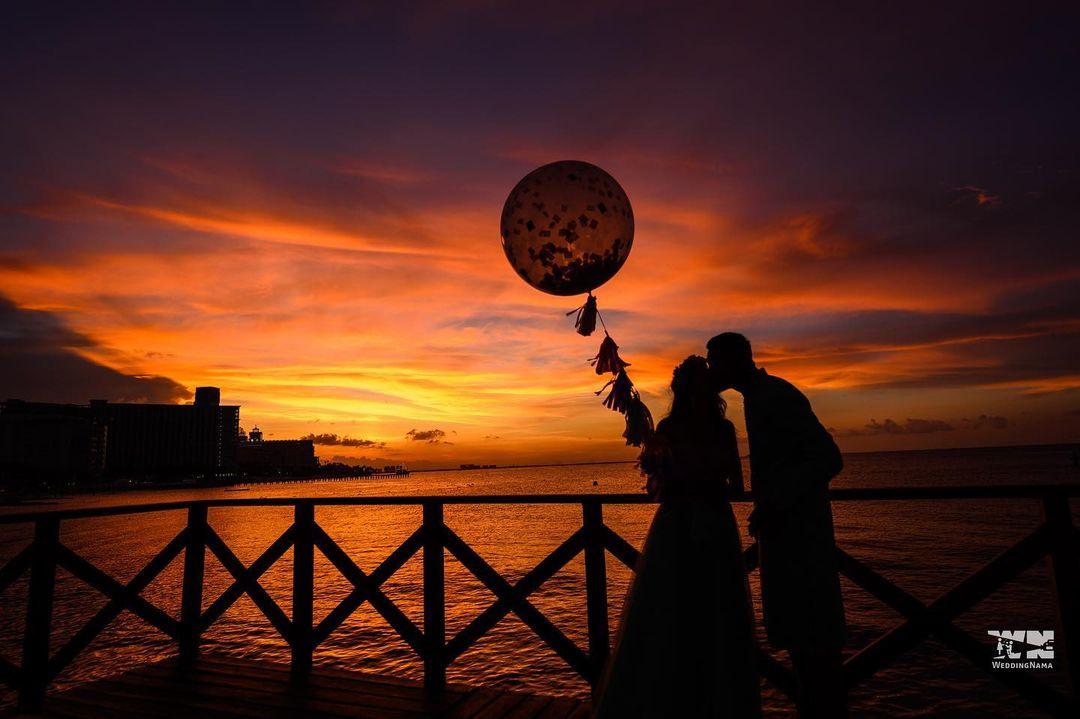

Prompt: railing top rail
[{"left": 0, "top": 483, "right": 1077, "bottom": 525}]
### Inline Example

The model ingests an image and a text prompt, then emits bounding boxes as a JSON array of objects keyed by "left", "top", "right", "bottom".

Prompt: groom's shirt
[
  {"left": 742, "top": 368, "right": 842, "bottom": 509},
  {"left": 742, "top": 367, "right": 847, "bottom": 651}
]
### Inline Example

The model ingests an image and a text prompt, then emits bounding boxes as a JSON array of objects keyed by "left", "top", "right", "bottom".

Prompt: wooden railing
[{"left": 0, "top": 486, "right": 1077, "bottom": 716}]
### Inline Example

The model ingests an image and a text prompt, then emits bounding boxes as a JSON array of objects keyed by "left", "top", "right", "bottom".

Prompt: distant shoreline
[
  {"left": 2, "top": 442, "right": 1075, "bottom": 505},
  {"left": 412, "top": 459, "right": 639, "bottom": 474},
  {"left": 407, "top": 441, "right": 1078, "bottom": 473}
]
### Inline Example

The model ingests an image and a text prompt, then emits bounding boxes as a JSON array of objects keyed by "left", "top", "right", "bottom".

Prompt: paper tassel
[
  {"left": 622, "top": 392, "right": 654, "bottom": 447},
  {"left": 567, "top": 294, "right": 598, "bottom": 336},
  {"left": 589, "top": 335, "right": 629, "bottom": 375},
  {"left": 596, "top": 368, "right": 634, "bottom": 413}
]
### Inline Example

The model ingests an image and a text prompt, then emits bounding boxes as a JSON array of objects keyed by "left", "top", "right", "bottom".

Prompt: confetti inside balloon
[
  {"left": 500, "top": 160, "right": 634, "bottom": 297},
  {"left": 500, "top": 160, "right": 652, "bottom": 448}
]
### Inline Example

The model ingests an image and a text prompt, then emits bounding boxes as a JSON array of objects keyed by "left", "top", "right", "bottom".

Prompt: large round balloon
[{"left": 501, "top": 160, "right": 634, "bottom": 296}]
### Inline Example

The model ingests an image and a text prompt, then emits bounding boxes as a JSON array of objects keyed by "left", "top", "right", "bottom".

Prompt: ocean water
[{"left": 0, "top": 444, "right": 1077, "bottom": 717}]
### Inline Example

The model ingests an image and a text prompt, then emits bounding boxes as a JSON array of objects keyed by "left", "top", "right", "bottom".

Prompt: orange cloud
[{"left": 3, "top": 147, "right": 1078, "bottom": 465}]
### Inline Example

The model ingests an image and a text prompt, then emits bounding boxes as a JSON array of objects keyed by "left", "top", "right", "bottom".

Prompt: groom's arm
[{"left": 762, "top": 394, "right": 842, "bottom": 511}]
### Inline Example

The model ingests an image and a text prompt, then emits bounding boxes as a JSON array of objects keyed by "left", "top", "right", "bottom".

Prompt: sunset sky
[{"left": 2, "top": 3, "right": 1078, "bottom": 468}]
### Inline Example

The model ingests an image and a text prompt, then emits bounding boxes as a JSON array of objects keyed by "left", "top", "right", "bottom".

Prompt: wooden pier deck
[
  {"left": 12, "top": 654, "right": 590, "bottom": 719},
  {"left": 1, "top": 489, "right": 1076, "bottom": 717}
]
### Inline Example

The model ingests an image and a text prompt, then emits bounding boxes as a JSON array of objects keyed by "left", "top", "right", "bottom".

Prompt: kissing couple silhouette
[{"left": 593, "top": 333, "right": 848, "bottom": 719}]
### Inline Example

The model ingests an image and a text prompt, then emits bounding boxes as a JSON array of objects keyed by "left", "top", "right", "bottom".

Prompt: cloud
[
  {"left": 300, "top": 433, "right": 386, "bottom": 448},
  {"left": 325, "top": 454, "right": 386, "bottom": 465},
  {"left": 834, "top": 418, "right": 955, "bottom": 437},
  {"left": 832, "top": 414, "right": 1010, "bottom": 437},
  {"left": 0, "top": 296, "right": 189, "bottom": 404},
  {"left": 723, "top": 278, "right": 1080, "bottom": 393},
  {"left": 405, "top": 428, "right": 451, "bottom": 444},
  {"left": 952, "top": 185, "right": 1002, "bottom": 208},
  {"left": 960, "top": 414, "right": 1009, "bottom": 430}
]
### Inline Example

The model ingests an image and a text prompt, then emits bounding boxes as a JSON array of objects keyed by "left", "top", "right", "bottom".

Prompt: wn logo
[{"left": 987, "top": 630, "right": 1056, "bottom": 671}]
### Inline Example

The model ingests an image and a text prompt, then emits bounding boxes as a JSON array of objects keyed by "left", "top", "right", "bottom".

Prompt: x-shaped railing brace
[
  {"left": 840, "top": 524, "right": 1074, "bottom": 716},
  {"left": 441, "top": 523, "right": 592, "bottom": 681},
  {"left": 444, "top": 527, "right": 588, "bottom": 668},
  {"left": 198, "top": 525, "right": 294, "bottom": 635},
  {"left": 312, "top": 525, "right": 425, "bottom": 652},
  {"left": 47, "top": 529, "right": 188, "bottom": 681}
]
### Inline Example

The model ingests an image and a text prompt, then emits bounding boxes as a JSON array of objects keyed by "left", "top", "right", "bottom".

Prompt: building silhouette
[
  {"left": 0, "top": 387, "right": 239, "bottom": 488},
  {"left": 0, "top": 401, "right": 107, "bottom": 486},
  {"left": 236, "top": 425, "right": 318, "bottom": 477}
]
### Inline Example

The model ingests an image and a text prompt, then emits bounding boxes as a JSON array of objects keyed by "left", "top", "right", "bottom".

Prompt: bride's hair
[
  {"left": 668, "top": 355, "right": 726, "bottom": 423},
  {"left": 639, "top": 355, "right": 726, "bottom": 496}
]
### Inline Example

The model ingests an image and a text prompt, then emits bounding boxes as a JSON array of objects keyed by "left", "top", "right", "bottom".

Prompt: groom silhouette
[{"left": 706, "top": 333, "right": 847, "bottom": 719}]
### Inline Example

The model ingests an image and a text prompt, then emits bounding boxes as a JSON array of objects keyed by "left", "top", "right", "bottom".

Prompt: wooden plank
[
  {"left": 582, "top": 501, "right": 609, "bottom": 688},
  {"left": 501, "top": 694, "right": 552, "bottom": 719},
  {"left": 45, "top": 681, "right": 252, "bottom": 719},
  {"left": 471, "top": 691, "right": 528, "bottom": 719},
  {"left": 104, "top": 667, "right": 416, "bottom": 718},
  {"left": 186, "top": 654, "right": 476, "bottom": 718},
  {"left": 180, "top": 504, "right": 208, "bottom": 665},
  {"left": 193, "top": 653, "right": 466, "bottom": 695},
  {"left": 46, "top": 692, "right": 174, "bottom": 719},
  {"left": 101, "top": 672, "right": 413, "bottom": 718},
  {"left": 443, "top": 688, "right": 501, "bottom": 719},
  {"left": 1043, "top": 493, "right": 1080, "bottom": 701},
  {"left": 423, "top": 502, "right": 446, "bottom": 694},
  {"left": 19, "top": 517, "right": 59, "bottom": 712},
  {"left": 135, "top": 661, "right": 445, "bottom": 714},
  {"left": 599, "top": 525, "right": 638, "bottom": 571},
  {"left": 292, "top": 503, "right": 315, "bottom": 674},
  {"left": 171, "top": 656, "right": 459, "bottom": 703},
  {"left": 31, "top": 655, "right": 585, "bottom": 719},
  {"left": 533, "top": 696, "right": 583, "bottom": 719},
  {"left": 565, "top": 704, "right": 591, "bottom": 719}
]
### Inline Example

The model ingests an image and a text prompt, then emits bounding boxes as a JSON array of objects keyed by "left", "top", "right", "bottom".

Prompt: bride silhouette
[{"left": 594, "top": 356, "right": 761, "bottom": 718}]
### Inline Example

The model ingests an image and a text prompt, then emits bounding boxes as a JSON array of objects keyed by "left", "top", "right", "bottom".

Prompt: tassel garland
[
  {"left": 622, "top": 392, "right": 654, "bottom": 447},
  {"left": 569, "top": 292, "right": 654, "bottom": 447},
  {"left": 597, "top": 368, "right": 634, "bottom": 413},
  {"left": 567, "top": 294, "right": 598, "bottom": 336},
  {"left": 589, "top": 335, "right": 628, "bottom": 375}
]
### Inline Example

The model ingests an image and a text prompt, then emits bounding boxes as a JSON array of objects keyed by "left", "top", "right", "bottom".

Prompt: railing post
[
  {"left": 292, "top": 502, "right": 315, "bottom": 675},
  {"left": 180, "top": 503, "right": 207, "bottom": 667},
  {"left": 583, "top": 500, "right": 609, "bottom": 691},
  {"left": 19, "top": 517, "right": 59, "bottom": 712},
  {"left": 1042, "top": 492, "right": 1079, "bottom": 700},
  {"left": 423, "top": 501, "right": 445, "bottom": 693}
]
